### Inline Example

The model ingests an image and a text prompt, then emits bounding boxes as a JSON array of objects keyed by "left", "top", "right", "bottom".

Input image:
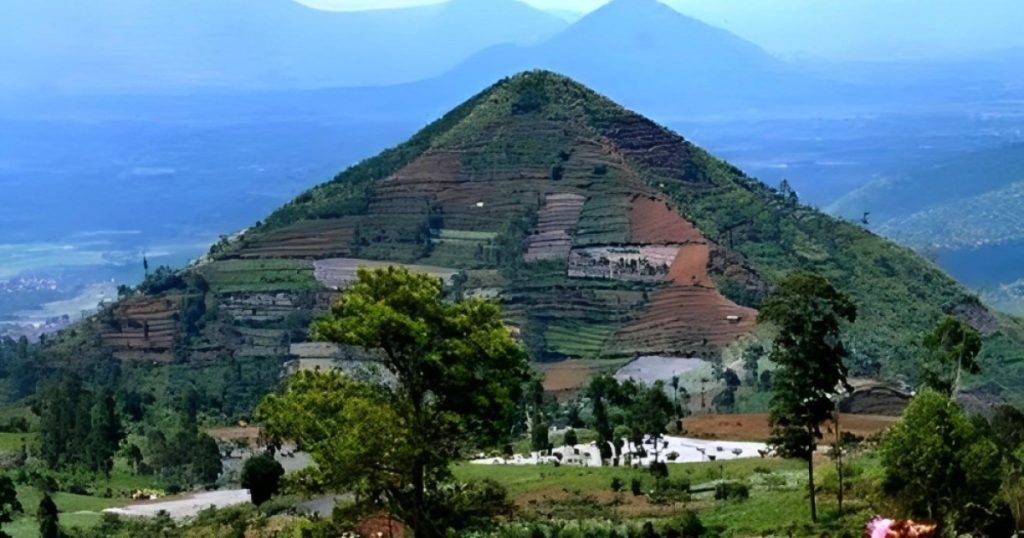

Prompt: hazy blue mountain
[
  {"left": 827, "top": 144, "right": 1024, "bottom": 314},
  {"left": 830, "top": 144, "right": 1024, "bottom": 225},
  {"left": 433, "top": 0, "right": 832, "bottom": 117},
  {"left": 0, "top": 0, "right": 566, "bottom": 93}
]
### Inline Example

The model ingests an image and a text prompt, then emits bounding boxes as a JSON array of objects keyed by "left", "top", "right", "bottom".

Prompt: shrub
[
  {"left": 630, "top": 477, "right": 643, "bottom": 496},
  {"left": 713, "top": 481, "right": 749, "bottom": 501},
  {"left": 668, "top": 511, "right": 706, "bottom": 538},
  {"left": 649, "top": 461, "right": 669, "bottom": 479},
  {"left": 241, "top": 452, "right": 285, "bottom": 506},
  {"left": 563, "top": 429, "right": 578, "bottom": 447},
  {"left": 610, "top": 477, "right": 623, "bottom": 492}
]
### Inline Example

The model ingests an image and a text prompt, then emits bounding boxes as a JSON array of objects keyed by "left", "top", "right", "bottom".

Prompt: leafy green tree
[
  {"left": 586, "top": 375, "right": 618, "bottom": 460},
  {"left": 741, "top": 343, "right": 764, "bottom": 387},
  {"left": 919, "top": 316, "right": 982, "bottom": 397},
  {"left": 87, "top": 389, "right": 121, "bottom": 475},
  {"left": 241, "top": 452, "right": 285, "bottom": 506},
  {"left": 37, "top": 494, "right": 60, "bottom": 538},
  {"left": 630, "top": 381, "right": 675, "bottom": 462},
  {"left": 125, "top": 444, "right": 144, "bottom": 474},
  {"left": 0, "top": 476, "right": 22, "bottom": 538},
  {"left": 259, "top": 267, "right": 530, "bottom": 537},
  {"left": 1003, "top": 444, "right": 1024, "bottom": 533},
  {"left": 35, "top": 377, "right": 121, "bottom": 473},
  {"left": 566, "top": 404, "right": 584, "bottom": 429},
  {"left": 712, "top": 387, "right": 736, "bottom": 413},
  {"left": 191, "top": 433, "right": 223, "bottom": 485},
  {"left": 991, "top": 405, "right": 1024, "bottom": 452},
  {"left": 563, "top": 428, "right": 578, "bottom": 447},
  {"left": 530, "top": 413, "right": 550, "bottom": 453},
  {"left": 880, "top": 389, "right": 1002, "bottom": 533},
  {"left": 759, "top": 272, "right": 856, "bottom": 523}
]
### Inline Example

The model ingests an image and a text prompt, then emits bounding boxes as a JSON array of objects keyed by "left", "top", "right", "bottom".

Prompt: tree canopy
[
  {"left": 258, "top": 267, "right": 530, "bottom": 537},
  {"left": 880, "top": 389, "right": 1003, "bottom": 533},
  {"left": 759, "top": 271, "right": 857, "bottom": 522},
  {"left": 918, "top": 315, "right": 982, "bottom": 396}
]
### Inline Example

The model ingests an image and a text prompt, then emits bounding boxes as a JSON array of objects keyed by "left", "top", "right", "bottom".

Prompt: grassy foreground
[{"left": 453, "top": 455, "right": 879, "bottom": 536}]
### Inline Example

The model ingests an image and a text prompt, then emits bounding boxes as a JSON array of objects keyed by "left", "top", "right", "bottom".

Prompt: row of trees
[
  {"left": 582, "top": 377, "right": 676, "bottom": 462},
  {"left": 33, "top": 375, "right": 222, "bottom": 493},
  {"left": 34, "top": 377, "right": 121, "bottom": 474}
]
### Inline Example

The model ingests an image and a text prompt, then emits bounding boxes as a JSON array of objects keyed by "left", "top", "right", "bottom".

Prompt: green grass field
[
  {"left": 453, "top": 455, "right": 876, "bottom": 536},
  {"left": 0, "top": 458, "right": 164, "bottom": 538},
  {"left": 0, "top": 432, "right": 33, "bottom": 453}
]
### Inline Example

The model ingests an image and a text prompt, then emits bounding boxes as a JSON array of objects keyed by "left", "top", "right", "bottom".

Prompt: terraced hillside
[{"left": 42, "top": 71, "right": 1024, "bottom": 403}]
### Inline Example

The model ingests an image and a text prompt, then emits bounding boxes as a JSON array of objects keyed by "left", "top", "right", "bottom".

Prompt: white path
[
  {"left": 103, "top": 489, "right": 251, "bottom": 520},
  {"left": 471, "top": 435, "right": 769, "bottom": 467}
]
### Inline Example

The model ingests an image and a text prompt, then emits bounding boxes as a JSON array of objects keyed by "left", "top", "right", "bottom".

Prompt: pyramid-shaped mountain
[{"left": 80, "top": 72, "right": 1022, "bottom": 393}]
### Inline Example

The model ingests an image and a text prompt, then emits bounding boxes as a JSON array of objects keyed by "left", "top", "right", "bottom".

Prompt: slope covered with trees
[{"left": 20, "top": 70, "right": 1024, "bottom": 410}]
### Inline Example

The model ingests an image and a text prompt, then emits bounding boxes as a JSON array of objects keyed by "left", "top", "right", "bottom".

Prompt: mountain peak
[{"left": 65, "top": 71, "right": 1014, "bottom": 398}]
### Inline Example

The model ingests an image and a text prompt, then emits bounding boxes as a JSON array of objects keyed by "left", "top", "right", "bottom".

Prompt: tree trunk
[
  {"left": 808, "top": 455, "right": 818, "bottom": 523},
  {"left": 411, "top": 458, "right": 436, "bottom": 538}
]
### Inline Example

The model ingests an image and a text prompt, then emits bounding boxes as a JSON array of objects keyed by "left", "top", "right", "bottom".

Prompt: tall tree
[
  {"left": 759, "top": 272, "right": 857, "bottom": 523},
  {"left": 919, "top": 316, "right": 982, "bottom": 397},
  {"left": 0, "top": 476, "right": 21, "bottom": 538},
  {"left": 87, "top": 389, "right": 121, "bottom": 475},
  {"left": 741, "top": 343, "right": 764, "bottom": 387},
  {"left": 529, "top": 413, "right": 550, "bottom": 453},
  {"left": 37, "top": 494, "right": 59, "bottom": 538},
  {"left": 586, "top": 375, "right": 618, "bottom": 460},
  {"left": 259, "top": 267, "right": 529, "bottom": 537},
  {"left": 631, "top": 381, "right": 675, "bottom": 462},
  {"left": 880, "top": 390, "right": 1002, "bottom": 534}
]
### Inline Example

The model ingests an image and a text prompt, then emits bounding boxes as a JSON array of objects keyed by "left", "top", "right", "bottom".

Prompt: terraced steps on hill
[
  {"left": 42, "top": 71, "right": 1024, "bottom": 404},
  {"left": 99, "top": 296, "right": 181, "bottom": 361}
]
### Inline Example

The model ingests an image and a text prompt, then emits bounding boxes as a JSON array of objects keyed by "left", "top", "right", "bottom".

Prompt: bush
[
  {"left": 432, "top": 479, "right": 516, "bottom": 532},
  {"left": 713, "top": 481, "right": 749, "bottom": 501},
  {"left": 551, "top": 164, "right": 565, "bottom": 181},
  {"left": 630, "top": 477, "right": 643, "bottom": 496},
  {"left": 240, "top": 452, "right": 285, "bottom": 506},
  {"left": 649, "top": 461, "right": 669, "bottom": 479},
  {"left": 563, "top": 429, "right": 578, "bottom": 447},
  {"left": 610, "top": 477, "right": 623, "bottom": 492},
  {"left": 649, "top": 477, "right": 691, "bottom": 505},
  {"left": 137, "top": 266, "right": 185, "bottom": 295},
  {"left": 667, "top": 511, "right": 706, "bottom": 538}
]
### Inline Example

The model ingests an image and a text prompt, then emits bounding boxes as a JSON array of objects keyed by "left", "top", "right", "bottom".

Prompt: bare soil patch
[
  {"left": 629, "top": 195, "right": 704, "bottom": 244},
  {"left": 684, "top": 413, "right": 898, "bottom": 442},
  {"left": 538, "top": 359, "right": 629, "bottom": 400},
  {"left": 666, "top": 243, "right": 712, "bottom": 286}
]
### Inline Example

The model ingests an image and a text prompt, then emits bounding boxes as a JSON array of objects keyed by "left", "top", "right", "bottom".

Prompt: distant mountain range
[
  {"left": 0, "top": 0, "right": 566, "bottom": 92},
  {"left": 425, "top": 0, "right": 842, "bottom": 117},
  {"left": 830, "top": 144, "right": 1024, "bottom": 313}
]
